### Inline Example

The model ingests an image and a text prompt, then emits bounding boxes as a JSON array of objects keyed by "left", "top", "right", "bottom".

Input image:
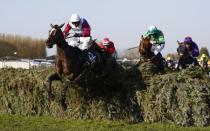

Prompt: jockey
[
  {"left": 144, "top": 26, "right": 165, "bottom": 70},
  {"left": 183, "top": 36, "right": 199, "bottom": 58},
  {"left": 199, "top": 53, "right": 208, "bottom": 68},
  {"left": 63, "top": 14, "right": 91, "bottom": 67},
  {"left": 98, "top": 38, "right": 117, "bottom": 77},
  {"left": 144, "top": 26, "right": 165, "bottom": 55},
  {"left": 98, "top": 38, "right": 116, "bottom": 57}
]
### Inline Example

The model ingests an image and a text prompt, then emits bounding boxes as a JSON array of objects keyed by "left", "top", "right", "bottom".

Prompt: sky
[{"left": 0, "top": 0, "right": 210, "bottom": 56}]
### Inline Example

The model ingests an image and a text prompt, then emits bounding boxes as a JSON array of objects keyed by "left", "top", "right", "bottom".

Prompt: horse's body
[
  {"left": 46, "top": 24, "right": 104, "bottom": 109},
  {"left": 139, "top": 36, "right": 164, "bottom": 70},
  {"left": 177, "top": 41, "right": 198, "bottom": 70}
]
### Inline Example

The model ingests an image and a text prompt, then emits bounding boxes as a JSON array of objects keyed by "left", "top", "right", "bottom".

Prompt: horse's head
[
  {"left": 89, "top": 39, "right": 104, "bottom": 55},
  {"left": 140, "top": 35, "right": 150, "bottom": 44},
  {"left": 89, "top": 39, "right": 98, "bottom": 49},
  {"left": 46, "top": 23, "right": 65, "bottom": 48},
  {"left": 139, "top": 35, "right": 152, "bottom": 56},
  {"left": 177, "top": 40, "right": 187, "bottom": 56}
]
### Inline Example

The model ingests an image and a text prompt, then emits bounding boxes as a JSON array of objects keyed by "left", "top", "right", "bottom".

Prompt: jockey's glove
[
  {"left": 154, "top": 50, "right": 159, "bottom": 55},
  {"left": 73, "top": 33, "right": 82, "bottom": 37},
  {"left": 63, "top": 33, "right": 69, "bottom": 38}
]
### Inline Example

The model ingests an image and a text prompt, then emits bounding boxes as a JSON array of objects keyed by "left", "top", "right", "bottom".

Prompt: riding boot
[
  {"left": 82, "top": 49, "right": 90, "bottom": 68},
  {"left": 156, "top": 53, "right": 164, "bottom": 71}
]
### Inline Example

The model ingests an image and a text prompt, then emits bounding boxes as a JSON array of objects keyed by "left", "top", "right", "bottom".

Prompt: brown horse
[
  {"left": 139, "top": 35, "right": 163, "bottom": 70},
  {"left": 46, "top": 24, "right": 104, "bottom": 109}
]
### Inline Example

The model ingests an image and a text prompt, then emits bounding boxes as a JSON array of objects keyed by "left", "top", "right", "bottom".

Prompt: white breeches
[
  {"left": 67, "top": 37, "right": 91, "bottom": 50},
  {"left": 151, "top": 44, "right": 165, "bottom": 55}
]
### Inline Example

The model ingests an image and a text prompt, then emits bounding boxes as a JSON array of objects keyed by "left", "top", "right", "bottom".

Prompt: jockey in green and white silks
[{"left": 144, "top": 26, "right": 165, "bottom": 55}]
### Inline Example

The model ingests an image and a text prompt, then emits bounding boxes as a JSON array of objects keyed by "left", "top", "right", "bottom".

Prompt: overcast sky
[{"left": 1, "top": 0, "right": 210, "bottom": 56}]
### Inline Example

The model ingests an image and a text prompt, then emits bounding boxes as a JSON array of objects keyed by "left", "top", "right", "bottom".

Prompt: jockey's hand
[
  {"left": 73, "top": 33, "right": 82, "bottom": 37},
  {"left": 64, "top": 33, "right": 69, "bottom": 38},
  {"left": 154, "top": 50, "right": 159, "bottom": 55}
]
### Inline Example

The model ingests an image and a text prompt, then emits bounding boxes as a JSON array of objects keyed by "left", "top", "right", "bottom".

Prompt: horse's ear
[
  {"left": 58, "top": 23, "right": 65, "bottom": 28},
  {"left": 177, "top": 40, "right": 181, "bottom": 45},
  {"left": 141, "top": 35, "right": 144, "bottom": 39},
  {"left": 50, "top": 24, "right": 54, "bottom": 28}
]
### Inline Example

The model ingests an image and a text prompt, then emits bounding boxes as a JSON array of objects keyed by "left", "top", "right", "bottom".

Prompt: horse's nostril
[
  {"left": 48, "top": 45, "right": 53, "bottom": 48},
  {"left": 45, "top": 39, "right": 49, "bottom": 43},
  {"left": 46, "top": 42, "right": 52, "bottom": 48}
]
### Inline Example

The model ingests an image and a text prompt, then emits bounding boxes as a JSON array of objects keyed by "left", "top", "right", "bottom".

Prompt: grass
[{"left": 0, "top": 114, "right": 210, "bottom": 131}]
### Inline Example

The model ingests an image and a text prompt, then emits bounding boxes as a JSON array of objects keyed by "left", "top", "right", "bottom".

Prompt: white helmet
[
  {"left": 70, "top": 14, "right": 81, "bottom": 23},
  {"left": 148, "top": 26, "right": 157, "bottom": 32}
]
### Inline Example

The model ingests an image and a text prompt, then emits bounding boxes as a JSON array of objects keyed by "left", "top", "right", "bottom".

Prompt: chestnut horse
[
  {"left": 46, "top": 24, "right": 104, "bottom": 109},
  {"left": 177, "top": 41, "right": 198, "bottom": 70},
  {"left": 139, "top": 35, "right": 163, "bottom": 69}
]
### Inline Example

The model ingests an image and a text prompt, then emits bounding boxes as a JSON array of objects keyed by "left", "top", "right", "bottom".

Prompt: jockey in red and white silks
[{"left": 63, "top": 14, "right": 91, "bottom": 50}]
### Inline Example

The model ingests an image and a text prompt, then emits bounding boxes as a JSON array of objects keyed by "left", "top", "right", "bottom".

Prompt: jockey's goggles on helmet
[{"left": 72, "top": 21, "right": 80, "bottom": 26}]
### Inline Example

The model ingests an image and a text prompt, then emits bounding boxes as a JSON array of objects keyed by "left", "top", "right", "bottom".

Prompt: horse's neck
[
  {"left": 56, "top": 40, "right": 69, "bottom": 56},
  {"left": 141, "top": 41, "right": 152, "bottom": 53},
  {"left": 184, "top": 48, "right": 190, "bottom": 57},
  {"left": 56, "top": 40, "right": 79, "bottom": 62}
]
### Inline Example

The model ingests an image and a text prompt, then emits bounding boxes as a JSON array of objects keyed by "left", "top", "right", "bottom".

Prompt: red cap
[{"left": 102, "top": 38, "right": 110, "bottom": 45}]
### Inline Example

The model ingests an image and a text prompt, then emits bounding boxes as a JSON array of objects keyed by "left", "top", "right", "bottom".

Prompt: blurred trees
[
  {"left": 0, "top": 39, "right": 17, "bottom": 58},
  {"left": 123, "top": 47, "right": 140, "bottom": 59},
  {"left": 0, "top": 33, "right": 46, "bottom": 58},
  {"left": 199, "top": 47, "right": 209, "bottom": 58}
]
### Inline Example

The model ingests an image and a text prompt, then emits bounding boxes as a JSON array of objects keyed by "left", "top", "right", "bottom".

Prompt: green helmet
[{"left": 148, "top": 26, "right": 158, "bottom": 34}]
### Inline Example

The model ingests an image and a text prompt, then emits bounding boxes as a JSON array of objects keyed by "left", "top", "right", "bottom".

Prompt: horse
[
  {"left": 176, "top": 41, "right": 198, "bottom": 70},
  {"left": 139, "top": 35, "right": 164, "bottom": 70},
  {"left": 45, "top": 23, "right": 104, "bottom": 109}
]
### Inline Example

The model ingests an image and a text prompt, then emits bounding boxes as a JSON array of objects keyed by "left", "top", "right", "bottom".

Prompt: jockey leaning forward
[
  {"left": 63, "top": 14, "right": 91, "bottom": 67},
  {"left": 144, "top": 26, "right": 165, "bottom": 70},
  {"left": 98, "top": 38, "right": 117, "bottom": 77},
  {"left": 183, "top": 36, "right": 199, "bottom": 58}
]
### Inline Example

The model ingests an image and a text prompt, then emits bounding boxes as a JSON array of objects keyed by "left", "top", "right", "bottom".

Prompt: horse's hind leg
[{"left": 47, "top": 73, "right": 61, "bottom": 100}]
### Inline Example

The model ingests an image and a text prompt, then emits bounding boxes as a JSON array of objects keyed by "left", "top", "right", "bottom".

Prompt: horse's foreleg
[
  {"left": 176, "top": 61, "right": 181, "bottom": 71},
  {"left": 47, "top": 73, "right": 61, "bottom": 100},
  {"left": 60, "top": 80, "right": 70, "bottom": 110}
]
